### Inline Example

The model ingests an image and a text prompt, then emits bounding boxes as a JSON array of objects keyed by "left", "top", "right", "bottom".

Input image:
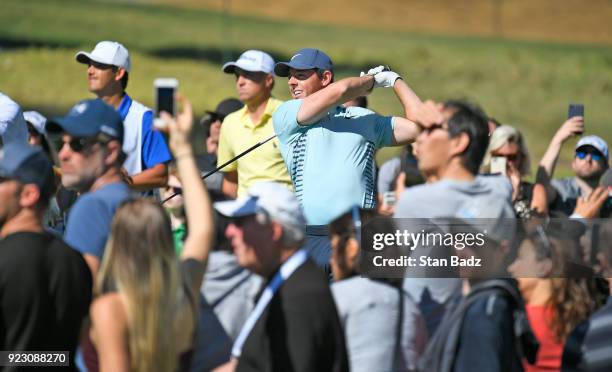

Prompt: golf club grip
[{"left": 161, "top": 134, "right": 278, "bottom": 204}]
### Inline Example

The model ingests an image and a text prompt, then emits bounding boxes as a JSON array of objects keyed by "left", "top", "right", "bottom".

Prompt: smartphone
[
  {"left": 490, "top": 156, "right": 507, "bottom": 176},
  {"left": 154, "top": 77, "right": 178, "bottom": 116},
  {"left": 568, "top": 103, "right": 584, "bottom": 134}
]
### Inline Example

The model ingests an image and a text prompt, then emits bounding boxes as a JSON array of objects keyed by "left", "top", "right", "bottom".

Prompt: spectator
[
  {"left": 273, "top": 49, "right": 441, "bottom": 268},
  {"left": 482, "top": 124, "right": 544, "bottom": 218},
  {"left": 213, "top": 181, "right": 349, "bottom": 372},
  {"left": 509, "top": 222, "right": 598, "bottom": 371},
  {"left": 190, "top": 213, "right": 262, "bottom": 371},
  {"left": 538, "top": 115, "right": 608, "bottom": 215},
  {"left": 420, "top": 198, "right": 538, "bottom": 372},
  {"left": 377, "top": 144, "right": 423, "bottom": 215},
  {"left": 329, "top": 208, "right": 428, "bottom": 372},
  {"left": 0, "top": 143, "right": 91, "bottom": 369},
  {"left": 0, "top": 92, "right": 28, "bottom": 146},
  {"left": 161, "top": 166, "right": 187, "bottom": 255},
  {"left": 89, "top": 96, "right": 214, "bottom": 372},
  {"left": 46, "top": 99, "right": 132, "bottom": 278},
  {"left": 562, "top": 221, "right": 612, "bottom": 371},
  {"left": 23, "top": 110, "right": 66, "bottom": 232},
  {"left": 75, "top": 41, "right": 171, "bottom": 191},
  {"left": 24, "top": 111, "right": 53, "bottom": 157},
  {"left": 196, "top": 97, "right": 243, "bottom": 201},
  {"left": 394, "top": 100, "right": 513, "bottom": 335},
  {"left": 217, "top": 50, "right": 292, "bottom": 198}
]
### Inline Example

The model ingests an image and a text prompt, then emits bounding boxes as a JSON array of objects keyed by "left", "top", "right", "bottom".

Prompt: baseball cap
[
  {"left": 575, "top": 135, "right": 609, "bottom": 163},
  {"left": 222, "top": 50, "right": 275, "bottom": 75},
  {"left": 203, "top": 98, "right": 244, "bottom": 123},
  {"left": 274, "top": 48, "right": 333, "bottom": 77},
  {"left": 0, "top": 143, "right": 55, "bottom": 199},
  {"left": 455, "top": 197, "right": 516, "bottom": 244},
  {"left": 214, "top": 181, "right": 306, "bottom": 237},
  {"left": 0, "top": 92, "right": 28, "bottom": 145},
  {"left": 75, "top": 41, "right": 131, "bottom": 72},
  {"left": 24, "top": 111, "right": 47, "bottom": 135},
  {"left": 47, "top": 99, "right": 124, "bottom": 143}
]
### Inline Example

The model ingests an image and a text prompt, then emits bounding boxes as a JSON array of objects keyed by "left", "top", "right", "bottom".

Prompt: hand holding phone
[
  {"left": 568, "top": 103, "right": 584, "bottom": 135},
  {"left": 490, "top": 156, "right": 507, "bottom": 176}
]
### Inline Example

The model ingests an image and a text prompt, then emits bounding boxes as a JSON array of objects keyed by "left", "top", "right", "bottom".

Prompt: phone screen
[
  {"left": 490, "top": 156, "right": 507, "bottom": 175},
  {"left": 568, "top": 104, "right": 584, "bottom": 119},
  {"left": 156, "top": 87, "right": 175, "bottom": 116}
]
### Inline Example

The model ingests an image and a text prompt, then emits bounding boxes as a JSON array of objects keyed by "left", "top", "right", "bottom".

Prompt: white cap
[
  {"left": 575, "top": 135, "right": 609, "bottom": 163},
  {"left": 23, "top": 111, "right": 47, "bottom": 135},
  {"left": 214, "top": 181, "right": 306, "bottom": 236},
  {"left": 75, "top": 41, "right": 131, "bottom": 72},
  {"left": 0, "top": 92, "right": 28, "bottom": 145},
  {"left": 222, "top": 50, "right": 275, "bottom": 75}
]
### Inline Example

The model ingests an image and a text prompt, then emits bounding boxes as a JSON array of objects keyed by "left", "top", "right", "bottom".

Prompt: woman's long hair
[
  {"left": 481, "top": 124, "right": 532, "bottom": 175},
  {"left": 96, "top": 199, "right": 181, "bottom": 372},
  {"left": 527, "top": 225, "right": 597, "bottom": 342}
]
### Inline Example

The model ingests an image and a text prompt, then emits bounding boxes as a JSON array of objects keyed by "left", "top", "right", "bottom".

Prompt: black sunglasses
[
  {"left": 165, "top": 186, "right": 182, "bottom": 194},
  {"left": 60, "top": 136, "right": 109, "bottom": 153}
]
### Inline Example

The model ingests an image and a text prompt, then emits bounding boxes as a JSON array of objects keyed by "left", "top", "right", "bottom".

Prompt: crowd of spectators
[{"left": 0, "top": 40, "right": 611, "bottom": 372}]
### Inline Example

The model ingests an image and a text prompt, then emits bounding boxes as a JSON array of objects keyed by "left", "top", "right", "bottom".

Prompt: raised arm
[
  {"left": 297, "top": 75, "right": 375, "bottom": 125},
  {"left": 366, "top": 67, "right": 443, "bottom": 144},
  {"left": 536, "top": 116, "right": 584, "bottom": 202},
  {"left": 160, "top": 96, "right": 214, "bottom": 270},
  {"left": 539, "top": 116, "right": 584, "bottom": 178},
  {"left": 391, "top": 81, "right": 443, "bottom": 144}
]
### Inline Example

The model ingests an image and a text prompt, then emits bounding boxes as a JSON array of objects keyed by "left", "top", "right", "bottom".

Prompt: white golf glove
[{"left": 360, "top": 65, "right": 401, "bottom": 88}]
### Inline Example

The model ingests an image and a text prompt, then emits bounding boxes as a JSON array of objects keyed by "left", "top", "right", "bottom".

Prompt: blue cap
[
  {"left": 47, "top": 99, "right": 123, "bottom": 143},
  {"left": 0, "top": 143, "right": 55, "bottom": 199},
  {"left": 274, "top": 48, "right": 333, "bottom": 77}
]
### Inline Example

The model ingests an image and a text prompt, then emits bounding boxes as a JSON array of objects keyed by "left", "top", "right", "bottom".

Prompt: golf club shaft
[{"left": 161, "top": 134, "right": 278, "bottom": 204}]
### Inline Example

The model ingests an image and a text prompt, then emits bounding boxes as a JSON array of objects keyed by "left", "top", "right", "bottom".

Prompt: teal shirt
[{"left": 273, "top": 100, "right": 394, "bottom": 225}]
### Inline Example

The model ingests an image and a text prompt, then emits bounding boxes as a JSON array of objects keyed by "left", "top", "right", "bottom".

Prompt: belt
[{"left": 306, "top": 225, "right": 329, "bottom": 236}]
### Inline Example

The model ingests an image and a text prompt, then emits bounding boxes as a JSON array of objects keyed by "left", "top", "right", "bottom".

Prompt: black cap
[{"left": 203, "top": 98, "right": 244, "bottom": 124}]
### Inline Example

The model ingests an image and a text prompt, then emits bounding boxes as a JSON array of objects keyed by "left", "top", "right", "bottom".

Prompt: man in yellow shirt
[{"left": 218, "top": 50, "right": 292, "bottom": 198}]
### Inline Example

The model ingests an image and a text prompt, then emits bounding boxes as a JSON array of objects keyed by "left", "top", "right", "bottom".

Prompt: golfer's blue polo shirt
[{"left": 273, "top": 99, "right": 394, "bottom": 225}]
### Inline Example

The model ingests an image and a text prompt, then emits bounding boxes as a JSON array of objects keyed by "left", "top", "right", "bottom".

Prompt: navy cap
[
  {"left": 47, "top": 99, "right": 124, "bottom": 143},
  {"left": 0, "top": 143, "right": 55, "bottom": 199},
  {"left": 274, "top": 48, "right": 333, "bottom": 77},
  {"left": 205, "top": 98, "right": 244, "bottom": 122}
]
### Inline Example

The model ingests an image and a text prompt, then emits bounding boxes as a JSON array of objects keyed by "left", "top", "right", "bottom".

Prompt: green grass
[{"left": 1, "top": 0, "right": 611, "bottom": 176}]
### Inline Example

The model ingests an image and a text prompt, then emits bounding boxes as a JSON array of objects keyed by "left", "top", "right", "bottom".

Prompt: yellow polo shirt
[{"left": 217, "top": 97, "right": 292, "bottom": 197}]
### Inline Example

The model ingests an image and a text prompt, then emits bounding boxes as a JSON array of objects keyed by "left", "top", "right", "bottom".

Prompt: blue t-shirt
[
  {"left": 64, "top": 182, "right": 132, "bottom": 258},
  {"left": 273, "top": 100, "right": 394, "bottom": 225},
  {"left": 117, "top": 94, "right": 172, "bottom": 170}
]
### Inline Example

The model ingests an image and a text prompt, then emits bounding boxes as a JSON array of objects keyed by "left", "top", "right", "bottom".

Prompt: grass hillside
[
  {"left": 153, "top": 0, "right": 612, "bottom": 45},
  {"left": 1, "top": 0, "right": 611, "bottom": 176}
]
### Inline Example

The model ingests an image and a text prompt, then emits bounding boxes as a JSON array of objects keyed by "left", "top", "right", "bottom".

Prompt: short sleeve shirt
[
  {"left": 64, "top": 182, "right": 132, "bottom": 258},
  {"left": 273, "top": 100, "right": 394, "bottom": 225},
  {"left": 217, "top": 97, "right": 292, "bottom": 197},
  {"left": 550, "top": 177, "right": 582, "bottom": 215}
]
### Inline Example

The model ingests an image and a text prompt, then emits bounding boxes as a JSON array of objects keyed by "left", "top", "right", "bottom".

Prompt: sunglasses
[
  {"left": 231, "top": 214, "right": 256, "bottom": 227},
  {"left": 165, "top": 186, "right": 182, "bottom": 194},
  {"left": 60, "top": 136, "right": 107, "bottom": 153},
  {"left": 421, "top": 123, "right": 449, "bottom": 134},
  {"left": 576, "top": 150, "right": 604, "bottom": 162}
]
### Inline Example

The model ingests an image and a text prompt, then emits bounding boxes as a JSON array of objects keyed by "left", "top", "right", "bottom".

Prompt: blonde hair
[
  {"left": 481, "top": 125, "right": 532, "bottom": 175},
  {"left": 97, "top": 199, "right": 181, "bottom": 372}
]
